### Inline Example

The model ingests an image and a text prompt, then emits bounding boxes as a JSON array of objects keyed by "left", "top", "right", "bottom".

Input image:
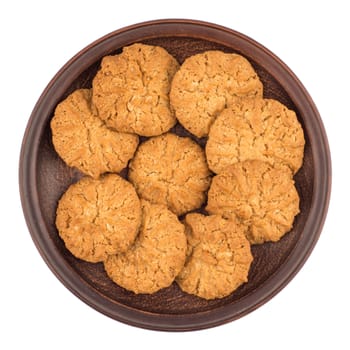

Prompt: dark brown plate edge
[{"left": 18, "top": 19, "right": 332, "bottom": 331}]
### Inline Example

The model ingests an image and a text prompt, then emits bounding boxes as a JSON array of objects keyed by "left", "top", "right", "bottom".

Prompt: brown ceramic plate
[{"left": 19, "top": 19, "right": 331, "bottom": 331}]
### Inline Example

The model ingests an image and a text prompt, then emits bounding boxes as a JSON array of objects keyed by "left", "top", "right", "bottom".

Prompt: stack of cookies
[{"left": 51, "top": 43, "right": 305, "bottom": 300}]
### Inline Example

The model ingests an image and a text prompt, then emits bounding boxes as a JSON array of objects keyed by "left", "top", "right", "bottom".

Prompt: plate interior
[{"left": 35, "top": 36, "right": 313, "bottom": 315}]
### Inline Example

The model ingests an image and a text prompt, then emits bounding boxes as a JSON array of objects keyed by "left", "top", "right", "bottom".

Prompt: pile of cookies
[{"left": 51, "top": 43, "right": 305, "bottom": 300}]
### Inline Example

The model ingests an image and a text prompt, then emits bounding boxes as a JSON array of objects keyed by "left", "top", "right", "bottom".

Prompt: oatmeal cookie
[
  {"left": 128, "top": 133, "right": 212, "bottom": 216},
  {"left": 104, "top": 200, "right": 187, "bottom": 294},
  {"left": 51, "top": 89, "right": 139, "bottom": 179},
  {"left": 206, "top": 98, "right": 305, "bottom": 174},
  {"left": 92, "top": 43, "right": 179, "bottom": 136},
  {"left": 176, "top": 213, "right": 253, "bottom": 300},
  {"left": 170, "top": 50, "right": 263, "bottom": 138},
  {"left": 206, "top": 160, "right": 300, "bottom": 244},
  {"left": 55, "top": 174, "right": 141, "bottom": 263}
]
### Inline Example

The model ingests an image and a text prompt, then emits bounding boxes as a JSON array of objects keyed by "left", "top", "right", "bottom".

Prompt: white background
[{"left": 1, "top": 0, "right": 348, "bottom": 348}]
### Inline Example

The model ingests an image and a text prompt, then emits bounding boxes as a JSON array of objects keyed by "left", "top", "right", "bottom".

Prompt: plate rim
[{"left": 19, "top": 18, "right": 331, "bottom": 331}]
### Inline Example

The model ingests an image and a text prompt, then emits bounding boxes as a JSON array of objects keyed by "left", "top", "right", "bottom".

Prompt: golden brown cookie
[
  {"left": 128, "top": 133, "right": 212, "bottom": 216},
  {"left": 170, "top": 50, "right": 263, "bottom": 138},
  {"left": 206, "top": 160, "right": 300, "bottom": 244},
  {"left": 55, "top": 174, "right": 141, "bottom": 263},
  {"left": 206, "top": 98, "right": 305, "bottom": 174},
  {"left": 104, "top": 200, "right": 187, "bottom": 294},
  {"left": 92, "top": 43, "right": 179, "bottom": 137},
  {"left": 176, "top": 213, "right": 253, "bottom": 300},
  {"left": 51, "top": 89, "right": 139, "bottom": 179}
]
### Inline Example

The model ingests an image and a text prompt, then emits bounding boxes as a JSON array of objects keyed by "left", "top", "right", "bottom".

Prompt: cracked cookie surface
[
  {"left": 206, "top": 160, "right": 300, "bottom": 244},
  {"left": 206, "top": 98, "right": 305, "bottom": 174},
  {"left": 92, "top": 43, "right": 179, "bottom": 137},
  {"left": 55, "top": 174, "right": 141, "bottom": 263},
  {"left": 128, "top": 133, "right": 212, "bottom": 216},
  {"left": 169, "top": 50, "right": 263, "bottom": 138},
  {"left": 51, "top": 89, "right": 139, "bottom": 179},
  {"left": 176, "top": 213, "right": 253, "bottom": 300},
  {"left": 104, "top": 200, "right": 187, "bottom": 294}
]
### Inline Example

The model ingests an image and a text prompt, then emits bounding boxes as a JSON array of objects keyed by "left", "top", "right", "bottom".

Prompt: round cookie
[
  {"left": 206, "top": 160, "right": 300, "bottom": 244},
  {"left": 51, "top": 89, "right": 139, "bottom": 179},
  {"left": 92, "top": 43, "right": 179, "bottom": 137},
  {"left": 128, "top": 133, "right": 212, "bottom": 216},
  {"left": 206, "top": 98, "right": 305, "bottom": 174},
  {"left": 104, "top": 200, "right": 187, "bottom": 294},
  {"left": 170, "top": 50, "right": 263, "bottom": 138},
  {"left": 176, "top": 213, "right": 253, "bottom": 300},
  {"left": 56, "top": 174, "right": 141, "bottom": 263}
]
